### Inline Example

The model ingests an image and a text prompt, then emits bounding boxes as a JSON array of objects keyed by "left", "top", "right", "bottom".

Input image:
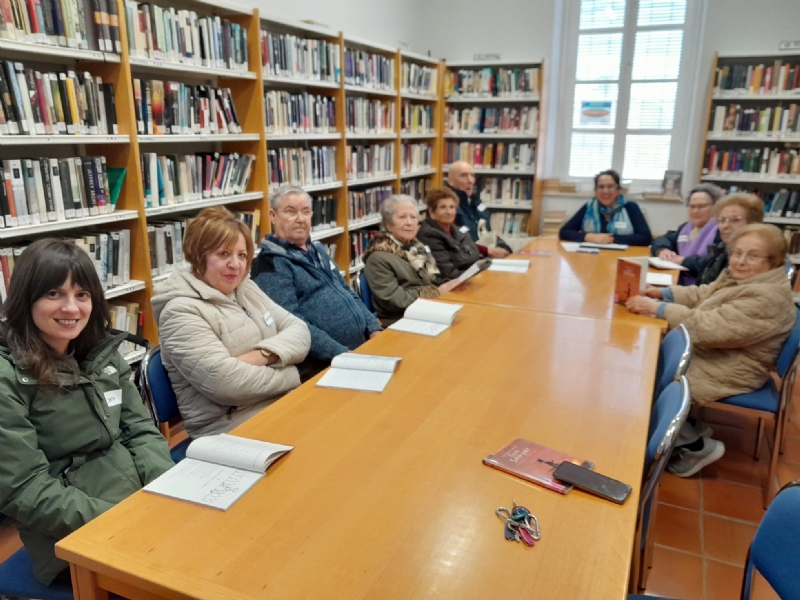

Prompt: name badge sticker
[
  {"left": 104, "top": 389, "right": 122, "bottom": 407},
  {"left": 477, "top": 203, "right": 487, "bottom": 212},
  {"left": 459, "top": 225, "right": 470, "bottom": 233},
  {"left": 677, "top": 234, "right": 689, "bottom": 243},
  {"left": 264, "top": 312, "right": 274, "bottom": 327},
  {"left": 102, "top": 365, "right": 117, "bottom": 376}
]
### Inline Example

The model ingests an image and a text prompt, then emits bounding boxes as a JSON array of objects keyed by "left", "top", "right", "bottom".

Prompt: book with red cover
[
  {"left": 614, "top": 257, "right": 647, "bottom": 304},
  {"left": 482, "top": 438, "right": 594, "bottom": 494}
]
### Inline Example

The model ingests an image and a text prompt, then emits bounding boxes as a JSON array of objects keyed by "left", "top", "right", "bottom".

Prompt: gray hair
[
  {"left": 380, "top": 194, "right": 417, "bottom": 226},
  {"left": 686, "top": 183, "right": 723, "bottom": 206},
  {"left": 269, "top": 185, "right": 311, "bottom": 210}
]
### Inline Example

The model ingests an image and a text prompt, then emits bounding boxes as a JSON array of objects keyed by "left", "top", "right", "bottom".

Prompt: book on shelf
[
  {"left": 489, "top": 211, "right": 529, "bottom": 238},
  {"left": 345, "top": 143, "right": 394, "bottom": 180},
  {"left": 124, "top": 4, "right": 248, "bottom": 71},
  {"left": 0, "top": 61, "right": 117, "bottom": 136},
  {"left": 482, "top": 438, "right": 593, "bottom": 495},
  {"left": 264, "top": 90, "right": 336, "bottom": 135},
  {"left": 0, "top": 0, "right": 120, "bottom": 54},
  {"left": 345, "top": 96, "right": 394, "bottom": 134},
  {"left": 310, "top": 194, "right": 337, "bottom": 232},
  {"left": 478, "top": 177, "right": 533, "bottom": 203},
  {"left": 714, "top": 59, "right": 800, "bottom": 96},
  {"left": 400, "top": 142, "right": 432, "bottom": 173},
  {"left": 0, "top": 154, "right": 116, "bottom": 228},
  {"left": 445, "top": 141, "right": 535, "bottom": 172},
  {"left": 349, "top": 229, "right": 377, "bottom": 269},
  {"left": 401, "top": 62, "right": 437, "bottom": 96},
  {"left": 387, "top": 298, "right": 463, "bottom": 337},
  {"left": 267, "top": 146, "right": 337, "bottom": 187},
  {"left": 702, "top": 145, "right": 800, "bottom": 178},
  {"left": 487, "top": 258, "right": 529, "bottom": 273},
  {"left": 401, "top": 101, "right": 433, "bottom": 134},
  {"left": 348, "top": 185, "right": 390, "bottom": 222},
  {"left": 109, "top": 300, "right": 145, "bottom": 355},
  {"left": 260, "top": 30, "right": 340, "bottom": 83},
  {"left": 133, "top": 79, "right": 241, "bottom": 136},
  {"left": 444, "top": 106, "right": 538, "bottom": 135},
  {"left": 765, "top": 189, "right": 800, "bottom": 218},
  {"left": 662, "top": 170, "right": 682, "bottom": 196},
  {"left": 401, "top": 177, "right": 432, "bottom": 202},
  {"left": 709, "top": 103, "right": 800, "bottom": 138},
  {"left": 143, "top": 434, "right": 294, "bottom": 511},
  {"left": 343, "top": 47, "right": 393, "bottom": 91},
  {"left": 444, "top": 67, "right": 539, "bottom": 99},
  {"left": 316, "top": 352, "right": 401, "bottom": 392},
  {"left": 147, "top": 219, "right": 185, "bottom": 276},
  {"left": 140, "top": 152, "right": 255, "bottom": 208}
]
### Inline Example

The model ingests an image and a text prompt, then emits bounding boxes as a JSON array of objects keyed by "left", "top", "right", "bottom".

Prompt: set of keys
[{"left": 496, "top": 500, "right": 541, "bottom": 547}]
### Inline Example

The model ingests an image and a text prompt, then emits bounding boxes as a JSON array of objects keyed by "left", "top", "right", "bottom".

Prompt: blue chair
[
  {"left": 358, "top": 271, "right": 377, "bottom": 316},
  {"left": 140, "top": 346, "right": 190, "bottom": 463},
  {"left": 708, "top": 306, "right": 800, "bottom": 507},
  {"left": 0, "top": 547, "right": 73, "bottom": 600},
  {"left": 632, "top": 376, "right": 691, "bottom": 592},
  {"left": 630, "top": 481, "right": 800, "bottom": 600},
  {"left": 653, "top": 324, "right": 692, "bottom": 401}
]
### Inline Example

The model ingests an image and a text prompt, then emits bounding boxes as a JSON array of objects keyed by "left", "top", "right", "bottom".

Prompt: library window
[{"left": 563, "top": 0, "right": 693, "bottom": 184}]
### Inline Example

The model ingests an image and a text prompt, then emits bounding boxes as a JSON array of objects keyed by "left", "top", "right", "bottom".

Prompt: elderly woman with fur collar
[{"left": 363, "top": 195, "right": 461, "bottom": 325}]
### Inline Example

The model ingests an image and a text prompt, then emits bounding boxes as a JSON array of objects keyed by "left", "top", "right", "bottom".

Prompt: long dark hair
[{"left": 0, "top": 238, "right": 111, "bottom": 385}]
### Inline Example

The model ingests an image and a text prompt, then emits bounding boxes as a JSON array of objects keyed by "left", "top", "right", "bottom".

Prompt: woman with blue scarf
[{"left": 559, "top": 170, "right": 653, "bottom": 246}]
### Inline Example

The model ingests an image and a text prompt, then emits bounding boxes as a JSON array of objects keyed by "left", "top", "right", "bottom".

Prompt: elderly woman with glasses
[
  {"left": 650, "top": 183, "right": 724, "bottom": 285},
  {"left": 626, "top": 223, "right": 796, "bottom": 478},
  {"left": 559, "top": 169, "right": 652, "bottom": 246}
]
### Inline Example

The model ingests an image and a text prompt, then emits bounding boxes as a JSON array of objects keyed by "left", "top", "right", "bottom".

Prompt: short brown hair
[
  {"left": 715, "top": 192, "right": 764, "bottom": 224},
  {"left": 728, "top": 223, "right": 787, "bottom": 269},
  {"left": 425, "top": 187, "right": 459, "bottom": 212},
  {"left": 183, "top": 206, "right": 254, "bottom": 275}
]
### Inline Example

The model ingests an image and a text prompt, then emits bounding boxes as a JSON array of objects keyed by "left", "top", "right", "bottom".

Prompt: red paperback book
[{"left": 482, "top": 438, "right": 594, "bottom": 494}]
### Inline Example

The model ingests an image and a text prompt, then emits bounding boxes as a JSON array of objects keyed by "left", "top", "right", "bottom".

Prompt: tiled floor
[
  {"left": 1, "top": 398, "right": 796, "bottom": 599},
  {"left": 640, "top": 392, "right": 800, "bottom": 600}
]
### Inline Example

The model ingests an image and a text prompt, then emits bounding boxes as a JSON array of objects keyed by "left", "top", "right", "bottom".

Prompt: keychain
[{"left": 496, "top": 500, "right": 541, "bottom": 547}]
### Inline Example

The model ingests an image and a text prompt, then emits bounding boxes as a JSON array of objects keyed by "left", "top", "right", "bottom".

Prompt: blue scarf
[{"left": 582, "top": 196, "right": 633, "bottom": 236}]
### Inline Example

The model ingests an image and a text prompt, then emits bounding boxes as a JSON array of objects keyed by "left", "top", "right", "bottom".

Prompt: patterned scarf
[
  {"left": 364, "top": 232, "right": 440, "bottom": 279},
  {"left": 582, "top": 196, "right": 633, "bottom": 236}
]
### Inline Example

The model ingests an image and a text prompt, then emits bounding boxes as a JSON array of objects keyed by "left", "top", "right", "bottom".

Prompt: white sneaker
[
  {"left": 667, "top": 439, "right": 725, "bottom": 478},
  {"left": 695, "top": 423, "right": 714, "bottom": 439}
]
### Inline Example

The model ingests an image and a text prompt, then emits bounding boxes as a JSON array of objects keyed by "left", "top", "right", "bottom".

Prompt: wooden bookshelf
[{"left": 442, "top": 59, "right": 545, "bottom": 238}]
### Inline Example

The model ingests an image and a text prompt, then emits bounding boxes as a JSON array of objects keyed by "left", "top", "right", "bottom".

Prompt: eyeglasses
[
  {"left": 730, "top": 251, "right": 768, "bottom": 264},
  {"left": 280, "top": 207, "right": 313, "bottom": 218},
  {"left": 688, "top": 203, "right": 712, "bottom": 210},
  {"left": 718, "top": 216, "right": 744, "bottom": 225},
  {"left": 596, "top": 185, "right": 618, "bottom": 191}
]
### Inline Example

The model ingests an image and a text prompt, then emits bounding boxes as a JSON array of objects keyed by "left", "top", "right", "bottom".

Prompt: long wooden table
[
  {"left": 444, "top": 238, "right": 676, "bottom": 330},
  {"left": 56, "top": 304, "right": 661, "bottom": 600}
]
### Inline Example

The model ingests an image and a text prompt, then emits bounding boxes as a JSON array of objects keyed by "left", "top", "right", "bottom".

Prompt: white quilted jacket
[{"left": 151, "top": 269, "right": 310, "bottom": 437}]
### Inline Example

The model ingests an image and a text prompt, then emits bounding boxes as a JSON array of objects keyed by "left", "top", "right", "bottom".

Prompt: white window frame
[{"left": 551, "top": 0, "right": 708, "bottom": 193}]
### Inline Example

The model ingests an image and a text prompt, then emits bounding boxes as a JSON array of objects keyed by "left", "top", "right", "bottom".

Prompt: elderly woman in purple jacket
[{"left": 650, "top": 183, "right": 723, "bottom": 285}]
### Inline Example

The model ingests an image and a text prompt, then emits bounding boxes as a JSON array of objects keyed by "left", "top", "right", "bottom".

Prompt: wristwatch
[{"left": 260, "top": 348, "right": 276, "bottom": 365}]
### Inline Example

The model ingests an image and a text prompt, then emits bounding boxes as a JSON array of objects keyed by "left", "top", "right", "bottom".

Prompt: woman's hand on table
[{"left": 625, "top": 296, "right": 660, "bottom": 317}]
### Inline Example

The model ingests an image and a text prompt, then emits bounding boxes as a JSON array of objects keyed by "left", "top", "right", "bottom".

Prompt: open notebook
[
  {"left": 144, "top": 435, "right": 293, "bottom": 511},
  {"left": 317, "top": 353, "right": 402, "bottom": 392},
  {"left": 388, "top": 298, "right": 463, "bottom": 336}
]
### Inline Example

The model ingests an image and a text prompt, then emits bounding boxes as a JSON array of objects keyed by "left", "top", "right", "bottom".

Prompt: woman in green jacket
[{"left": 0, "top": 239, "right": 173, "bottom": 585}]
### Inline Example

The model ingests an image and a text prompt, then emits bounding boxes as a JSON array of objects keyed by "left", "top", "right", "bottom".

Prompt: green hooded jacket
[{"left": 0, "top": 331, "right": 174, "bottom": 584}]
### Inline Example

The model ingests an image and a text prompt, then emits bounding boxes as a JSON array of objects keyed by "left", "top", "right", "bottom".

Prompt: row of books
[
  {"left": 264, "top": 90, "right": 336, "bottom": 135},
  {"left": 0, "top": 62, "right": 117, "bottom": 136},
  {"left": 125, "top": 3, "right": 249, "bottom": 72},
  {"left": 0, "top": 0, "right": 119, "bottom": 53},
  {"left": 709, "top": 104, "right": 800, "bottom": 137},
  {"left": 714, "top": 61, "right": 800, "bottom": 96},
  {"left": 310, "top": 195, "right": 337, "bottom": 232},
  {"left": 110, "top": 300, "right": 145, "bottom": 357},
  {"left": 401, "top": 102, "right": 433, "bottom": 134},
  {"left": 401, "top": 63, "right": 437, "bottom": 96},
  {"left": 444, "top": 106, "right": 538, "bottom": 135},
  {"left": 401, "top": 177, "right": 432, "bottom": 201},
  {"left": 349, "top": 230, "right": 377, "bottom": 269},
  {"left": 445, "top": 142, "right": 536, "bottom": 171},
  {"left": 348, "top": 185, "right": 391, "bottom": 223},
  {"left": 260, "top": 31, "right": 341, "bottom": 83},
  {"left": 345, "top": 144, "right": 394, "bottom": 181},
  {"left": 702, "top": 146, "right": 800, "bottom": 177},
  {"left": 477, "top": 177, "right": 533, "bottom": 202},
  {"left": 345, "top": 97, "right": 394, "bottom": 134},
  {"left": 783, "top": 228, "right": 800, "bottom": 254},
  {"left": 344, "top": 48, "right": 393, "bottom": 90},
  {"left": 765, "top": 189, "right": 800, "bottom": 218},
  {"left": 133, "top": 79, "right": 241, "bottom": 136},
  {"left": 0, "top": 156, "right": 116, "bottom": 228},
  {"left": 267, "top": 146, "right": 337, "bottom": 187},
  {"left": 490, "top": 211, "right": 529, "bottom": 238},
  {"left": 444, "top": 68, "right": 540, "bottom": 98},
  {"left": 141, "top": 152, "right": 255, "bottom": 209},
  {"left": 400, "top": 143, "right": 432, "bottom": 173}
]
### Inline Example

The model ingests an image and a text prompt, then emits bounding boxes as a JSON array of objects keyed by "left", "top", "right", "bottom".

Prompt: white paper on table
[
  {"left": 646, "top": 272, "right": 674, "bottom": 287},
  {"left": 648, "top": 257, "right": 689, "bottom": 271},
  {"left": 560, "top": 242, "right": 581, "bottom": 252},
  {"left": 403, "top": 298, "right": 463, "bottom": 324},
  {"left": 187, "top": 434, "right": 294, "bottom": 472},
  {"left": 388, "top": 319, "right": 449, "bottom": 337},
  {"left": 317, "top": 368, "right": 394, "bottom": 392},
  {"left": 488, "top": 258, "right": 530, "bottom": 273},
  {"left": 579, "top": 242, "right": 630, "bottom": 251}
]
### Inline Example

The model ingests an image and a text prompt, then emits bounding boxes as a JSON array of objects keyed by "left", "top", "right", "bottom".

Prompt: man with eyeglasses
[{"left": 251, "top": 185, "right": 382, "bottom": 378}]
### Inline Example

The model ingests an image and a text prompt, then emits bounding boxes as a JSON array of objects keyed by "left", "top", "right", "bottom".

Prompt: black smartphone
[{"left": 553, "top": 461, "right": 632, "bottom": 504}]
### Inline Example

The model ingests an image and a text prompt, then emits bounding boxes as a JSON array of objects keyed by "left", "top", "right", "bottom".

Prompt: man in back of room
[{"left": 446, "top": 161, "right": 511, "bottom": 258}]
